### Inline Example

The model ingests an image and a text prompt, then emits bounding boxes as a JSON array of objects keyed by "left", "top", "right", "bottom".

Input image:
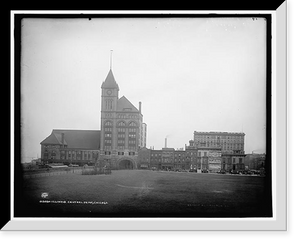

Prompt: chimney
[
  {"left": 61, "top": 133, "right": 65, "bottom": 147},
  {"left": 165, "top": 138, "right": 167, "bottom": 148},
  {"left": 139, "top": 101, "right": 142, "bottom": 113}
]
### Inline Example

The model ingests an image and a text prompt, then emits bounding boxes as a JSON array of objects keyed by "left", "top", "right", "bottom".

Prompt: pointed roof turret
[{"left": 101, "top": 69, "right": 119, "bottom": 90}]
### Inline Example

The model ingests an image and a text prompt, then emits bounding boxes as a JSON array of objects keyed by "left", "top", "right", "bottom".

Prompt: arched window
[
  {"left": 104, "top": 120, "right": 113, "bottom": 133},
  {"left": 104, "top": 120, "right": 113, "bottom": 127},
  {"left": 117, "top": 121, "right": 126, "bottom": 127},
  {"left": 129, "top": 121, "right": 137, "bottom": 127}
]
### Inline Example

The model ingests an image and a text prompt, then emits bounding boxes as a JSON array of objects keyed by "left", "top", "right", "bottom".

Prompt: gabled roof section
[
  {"left": 101, "top": 69, "right": 119, "bottom": 90},
  {"left": 41, "top": 129, "right": 101, "bottom": 149},
  {"left": 40, "top": 132, "right": 62, "bottom": 145},
  {"left": 117, "top": 96, "right": 139, "bottom": 112}
]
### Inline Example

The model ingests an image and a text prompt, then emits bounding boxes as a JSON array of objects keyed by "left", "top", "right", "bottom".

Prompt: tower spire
[{"left": 110, "top": 50, "right": 113, "bottom": 70}]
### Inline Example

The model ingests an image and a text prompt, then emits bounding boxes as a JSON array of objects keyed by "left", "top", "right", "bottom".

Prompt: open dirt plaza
[{"left": 16, "top": 170, "right": 272, "bottom": 218}]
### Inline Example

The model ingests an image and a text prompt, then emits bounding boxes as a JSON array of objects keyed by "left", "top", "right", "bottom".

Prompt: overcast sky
[{"left": 20, "top": 17, "right": 267, "bottom": 162}]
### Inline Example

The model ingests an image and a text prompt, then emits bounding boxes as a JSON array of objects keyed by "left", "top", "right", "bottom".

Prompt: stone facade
[{"left": 98, "top": 69, "right": 146, "bottom": 169}]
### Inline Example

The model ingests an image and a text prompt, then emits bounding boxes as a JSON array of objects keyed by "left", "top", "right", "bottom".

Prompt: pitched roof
[
  {"left": 117, "top": 96, "right": 139, "bottom": 112},
  {"left": 54, "top": 132, "right": 68, "bottom": 145},
  {"left": 41, "top": 129, "right": 100, "bottom": 149},
  {"left": 101, "top": 69, "right": 119, "bottom": 90},
  {"left": 40, "top": 133, "right": 63, "bottom": 145}
]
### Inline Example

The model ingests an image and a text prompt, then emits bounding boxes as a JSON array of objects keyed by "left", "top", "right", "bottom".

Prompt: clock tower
[
  {"left": 98, "top": 54, "right": 146, "bottom": 170},
  {"left": 101, "top": 69, "right": 119, "bottom": 112},
  {"left": 100, "top": 68, "right": 119, "bottom": 153}
]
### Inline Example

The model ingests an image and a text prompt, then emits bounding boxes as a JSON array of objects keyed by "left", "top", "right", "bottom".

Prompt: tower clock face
[{"left": 106, "top": 89, "right": 112, "bottom": 95}]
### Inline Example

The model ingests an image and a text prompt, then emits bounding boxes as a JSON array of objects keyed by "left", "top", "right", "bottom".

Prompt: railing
[
  {"left": 82, "top": 166, "right": 111, "bottom": 175},
  {"left": 23, "top": 167, "right": 83, "bottom": 179}
]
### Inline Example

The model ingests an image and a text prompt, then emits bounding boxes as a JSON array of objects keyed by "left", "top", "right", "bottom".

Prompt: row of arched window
[
  {"left": 103, "top": 120, "right": 138, "bottom": 128},
  {"left": 117, "top": 114, "right": 138, "bottom": 119}
]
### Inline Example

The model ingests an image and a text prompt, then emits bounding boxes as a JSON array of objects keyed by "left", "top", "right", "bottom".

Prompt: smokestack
[
  {"left": 139, "top": 101, "right": 142, "bottom": 113},
  {"left": 165, "top": 138, "right": 167, "bottom": 148}
]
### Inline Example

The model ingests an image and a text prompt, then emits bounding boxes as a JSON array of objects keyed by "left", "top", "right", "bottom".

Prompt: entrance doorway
[{"left": 119, "top": 159, "right": 133, "bottom": 169}]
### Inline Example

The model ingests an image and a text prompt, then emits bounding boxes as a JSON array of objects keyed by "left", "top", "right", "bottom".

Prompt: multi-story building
[
  {"left": 149, "top": 149, "right": 162, "bottom": 170},
  {"left": 173, "top": 150, "right": 187, "bottom": 170},
  {"left": 194, "top": 131, "right": 245, "bottom": 154},
  {"left": 186, "top": 140, "right": 222, "bottom": 173},
  {"left": 149, "top": 148, "right": 187, "bottom": 171},
  {"left": 40, "top": 64, "right": 147, "bottom": 169},
  {"left": 221, "top": 153, "right": 245, "bottom": 172},
  {"left": 131, "top": 130, "right": 247, "bottom": 173},
  {"left": 137, "top": 147, "right": 151, "bottom": 169},
  {"left": 147, "top": 143, "right": 222, "bottom": 173},
  {"left": 161, "top": 147, "right": 175, "bottom": 171},
  {"left": 193, "top": 131, "right": 246, "bottom": 172},
  {"left": 99, "top": 68, "right": 146, "bottom": 169}
]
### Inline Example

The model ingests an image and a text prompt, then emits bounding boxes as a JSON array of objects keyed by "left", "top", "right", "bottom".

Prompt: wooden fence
[{"left": 23, "top": 167, "right": 83, "bottom": 179}]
